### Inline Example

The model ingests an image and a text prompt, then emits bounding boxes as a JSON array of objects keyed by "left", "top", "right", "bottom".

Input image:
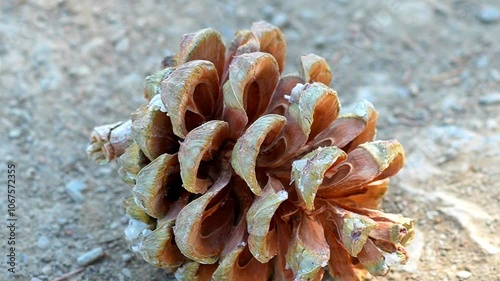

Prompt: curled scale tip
[{"left": 87, "top": 120, "right": 132, "bottom": 164}]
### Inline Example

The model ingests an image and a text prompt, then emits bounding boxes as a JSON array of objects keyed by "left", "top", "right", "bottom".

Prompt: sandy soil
[{"left": 1, "top": 0, "right": 499, "bottom": 280}]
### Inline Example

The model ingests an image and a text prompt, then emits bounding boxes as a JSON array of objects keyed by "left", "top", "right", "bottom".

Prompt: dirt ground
[{"left": 1, "top": 0, "right": 499, "bottom": 280}]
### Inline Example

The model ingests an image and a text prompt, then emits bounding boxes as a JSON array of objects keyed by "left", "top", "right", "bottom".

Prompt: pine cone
[{"left": 88, "top": 21, "right": 414, "bottom": 281}]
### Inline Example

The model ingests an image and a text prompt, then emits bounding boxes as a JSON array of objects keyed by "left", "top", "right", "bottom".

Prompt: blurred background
[{"left": 1, "top": 0, "right": 499, "bottom": 280}]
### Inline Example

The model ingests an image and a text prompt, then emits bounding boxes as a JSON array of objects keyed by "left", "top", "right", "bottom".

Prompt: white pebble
[
  {"left": 41, "top": 264, "right": 52, "bottom": 275},
  {"left": 121, "top": 253, "right": 133, "bottom": 262},
  {"left": 8, "top": 129, "right": 22, "bottom": 139},
  {"left": 477, "top": 6, "right": 500, "bottom": 23},
  {"left": 479, "top": 93, "right": 500, "bottom": 105},
  {"left": 457, "top": 270, "right": 472, "bottom": 279},
  {"left": 77, "top": 247, "right": 105, "bottom": 266},
  {"left": 65, "top": 180, "right": 86, "bottom": 203}
]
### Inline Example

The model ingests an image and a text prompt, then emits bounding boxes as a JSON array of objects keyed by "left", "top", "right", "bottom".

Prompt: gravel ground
[{"left": 1, "top": 0, "right": 499, "bottom": 280}]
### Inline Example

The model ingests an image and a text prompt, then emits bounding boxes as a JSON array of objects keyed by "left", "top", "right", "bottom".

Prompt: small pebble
[
  {"left": 300, "top": 10, "right": 315, "bottom": 20},
  {"left": 58, "top": 217, "right": 68, "bottom": 225},
  {"left": 486, "top": 119, "right": 497, "bottom": 129},
  {"left": 30, "top": 278, "right": 42, "bottom": 281},
  {"left": 477, "top": 6, "right": 500, "bottom": 24},
  {"left": 82, "top": 37, "right": 106, "bottom": 55},
  {"left": 77, "top": 247, "right": 105, "bottom": 266},
  {"left": 425, "top": 211, "right": 437, "bottom": 220},
  {"left": 121, "top": 268, "right": 132, "bottom": 278},
  {"left": 397, "top": 87, "right": 411, "bottom": 98},
  {"left": 121, "top": 253, "right": 133, "bottom": 262},
  {"left": 262, "top": 4, "right": 275, "bottom": 19},
  {"left": 65, "top": 180, "right": 86, "bottom": 203},
  {"left": 115, "top": 37, "right": 129, "bottom": 53},
  {"left": 67, "top": 179, "right": 86, "bottom": 191},
  {"left": 271, "top": 12, "right": 289, "bottom": 28},
  {"left": 110, "top": 221, "right": 120, "bottom": 229},
  {"left": 99, "top": 266, "right": 106, "bottom": 274},
  {"left": 42, "top": 264, "right": 52, "bottom": 275},
  {"left": 25, "top": 167, "right": 37, "bottom": 178},
  {"left": 314, "top": 35, "right": 326, "bottom": 48},
  {"left": 409, "top": 83, "right": 419, "bottom": 96},
  {"left": 120, "top": 215, "right": 130, "bottom": 225},
  {"left": 491, "top": 69, "right": 500, "bottom": 82},
  {"left": 8, "top": 128, "right": 22, "bottom": 139},
  {"left": 41, "top": 255, "right": 52, "bottom": 263},
  {"left": 475, "top": 55, "right": 489, "bottom": 68},
  {"left": 457, "top": 270, "right": 472, "bottom": 279},
  {"left": 71, "top": 65, "right": 91, "bottom": 77},
  {"left": 478, "top": 93, "right": 500, "bottom": 105},
  {"left": 37, "top": 236, "right": 50, "bottom": 250},
  {"left": 21, "top": 253, "right": 28, "bottom": 265}
]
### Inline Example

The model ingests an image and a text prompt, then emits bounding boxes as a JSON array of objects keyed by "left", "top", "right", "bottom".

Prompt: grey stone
[
  {"left": 120, "top": 215, "right": 130, "bottom": 225},
  {"left": 66, "top": 179, "right": 86, "bottom": 191},
  {"left": 477, "top": 6, "right": 500, "bottom": 24},
  {"left": 77, "top": 247, "right": 105, "bottom": 266},
  {"left": 37, "top": 236, "right": 50, "bottom": 250},
  {"left": 478, "top": 93, "right": 500, "bottom": 105},
  {"left": 121, "top": 268, "right": 132, "bottom": 278},
  {"left": 109, "top": 26, "right": 127, "bottom": 43},
  {"left": 490, "top": 70, "right": 500, "bottom": 82},
  {"left": 70, "top": 65, "right": 91, "bottom": 77},
  {"left": 25, "top": 167, "right": 37, "bottom": 179},
  {"left": 58, "top": 217, "right": 68, "bottom": 225},
  {"left": 271, "top": 12, "right": 289, "bottom": 28},
  {"left": 42, "top": 264, "right": 52, "bottom": 275},
  {"left": 20, "top": 253, "right": 28, "bottom": 264},
  {"left": 41, "top": 255, "right": 52, "bottom": 263},
  {"left": 409, "top": 83, "right": 420, "bottom": 96},
  {"left": 300, "top": 10, "right": 315, "bottom": 21},
  {"left": 82, "top": 37, "right": 106, "bottom": 56},
  {"left": 8, "top": 128, "right": 22, "bottom": 139},
  {"left": 115, "top": 37, "right": 129, "bottom": 53},
  {"left": 314, "top": 35, "right": 326, "bottom": 48},
  {"left": 65, "top": 180, "right": 85, "bottom": 203},
  {"left": 475, "top": 55, "right": 489, "bottom": 68},
  {"left": 31, "top": 41, "right": 53, "bottom": 64},
  {"left": 262, "top": 4, "right": 275, "bottom": 19},
  {"left": 110, "top": 221, "right": 120, "bottom": 229},
  {"left": 121, "top": 253, "right": 133, "bottom": 262},
  {"left": 99, "top": 266, "right": 107, "bottom": 274},
  {"left": 39, "top": 65, "right": 62, "bottom": 91},
  {"left": 441, "top": 95, "right": 463, "bottom": 113},
  {"left": 397, "top": 87, "right": 411, "bottom": 98}
]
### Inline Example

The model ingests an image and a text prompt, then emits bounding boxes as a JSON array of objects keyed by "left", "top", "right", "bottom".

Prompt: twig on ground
[{"left": 51, "top": 267, "right": 85, "bottom": 281}]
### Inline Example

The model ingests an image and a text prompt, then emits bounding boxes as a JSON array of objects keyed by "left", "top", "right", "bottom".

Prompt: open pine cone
[{"left": 87, "top": 21, "right": 414, "bottom": 281}]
